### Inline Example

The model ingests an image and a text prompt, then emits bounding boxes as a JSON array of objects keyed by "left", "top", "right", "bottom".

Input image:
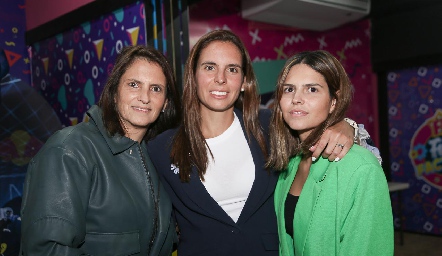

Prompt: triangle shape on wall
[{"left": 4, "top": 49, "right": 22, "bottom": 67}]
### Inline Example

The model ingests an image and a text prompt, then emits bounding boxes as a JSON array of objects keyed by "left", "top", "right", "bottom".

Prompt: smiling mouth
[
  {"left": 133, "top": 106, "right": 150, "bottom": 112},
  {"left": 210, "top": 91, "right": 227, "bottom": 96},
  {"left": 290, "top": 110, "right": 307, "bottom": 115}
]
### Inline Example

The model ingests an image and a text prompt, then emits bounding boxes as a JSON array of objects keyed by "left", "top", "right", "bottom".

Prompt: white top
[{"left": 202, "top": 113, "right": 255, "bottom": 222}]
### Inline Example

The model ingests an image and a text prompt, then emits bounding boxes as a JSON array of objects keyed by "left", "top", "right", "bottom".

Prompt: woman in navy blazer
[{"left": 147, "top": 30, "right": 356, "bottom": 256}]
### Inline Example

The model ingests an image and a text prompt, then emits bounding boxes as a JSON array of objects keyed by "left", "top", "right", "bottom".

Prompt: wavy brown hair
[
  {"left": 98, "top": 45, "right": 181, "bottom": 141},
  {"left": 171, "top": 30, "right": 266, "bottom": 182},
  {"left": 266, "top": 50, "right": 353, "bottom": 170}
]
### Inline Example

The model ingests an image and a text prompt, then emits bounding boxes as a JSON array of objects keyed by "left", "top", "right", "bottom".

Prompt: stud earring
[{"left": 241, "top": 88, "right": 245, "bottom": 92}]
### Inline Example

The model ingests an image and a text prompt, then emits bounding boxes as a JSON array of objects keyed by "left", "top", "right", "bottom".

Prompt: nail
[
  {"left": 334, "top": 157, "right": 340, "bottom": 162},
  {"left": 312, "top": 157, "right": 317, "bottom": 162}
]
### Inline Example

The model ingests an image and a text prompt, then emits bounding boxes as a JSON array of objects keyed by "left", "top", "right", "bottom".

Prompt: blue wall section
[
  {"left": 30, "top": 2, "right": 147, "bottom": 127},
  {"left": 0, "top": 1, "right": 32, "bottom": 255},
  {"left": 388, "top": 65, "right": 442, "bottom": 235}
]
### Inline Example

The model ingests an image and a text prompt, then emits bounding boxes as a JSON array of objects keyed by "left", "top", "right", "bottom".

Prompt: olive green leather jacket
[{"left": 20, "top": 105, "right": 175, "bottom": 256}]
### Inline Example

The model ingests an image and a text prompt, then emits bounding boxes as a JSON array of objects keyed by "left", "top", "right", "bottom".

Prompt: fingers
[
  {"left": 334, "top": 142, "right": 351, "bottom": 161},
  {"left": 309, "top": 127, "right": 353, "bottom": 162}
]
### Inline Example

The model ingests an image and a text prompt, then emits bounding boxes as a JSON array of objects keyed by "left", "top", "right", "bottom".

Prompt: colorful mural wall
[
  {"left": 188, "top": 0, "right": 379, "bottom": 145},
  {"left": 388, "top": 65, "right": 442, "bottom": 235},
  {"left": 0, "top": 1, "right": 35, "bottom": 255},
  {"left": 0, "top": 1, "right": 147, "bottom": 254},
  {"left": 31, "top": 1, "right": 147, "bottom": 127}
]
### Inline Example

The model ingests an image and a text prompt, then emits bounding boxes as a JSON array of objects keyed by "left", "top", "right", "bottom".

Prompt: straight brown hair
[
  {"left": 171, "top": 30, "right": 267, "bottom": 182},
  {"left": 267, "top": 50, "right": 353, "bottom": 170}
]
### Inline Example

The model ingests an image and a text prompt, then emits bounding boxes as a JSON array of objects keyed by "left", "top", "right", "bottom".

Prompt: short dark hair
[{"left": 98, "top": 45, "right": 181, "bottom": 140}]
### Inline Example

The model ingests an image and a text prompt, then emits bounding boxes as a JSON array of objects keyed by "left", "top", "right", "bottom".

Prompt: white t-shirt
[{"left": 202, "top": 113, "right": 255, "bottom": 223}]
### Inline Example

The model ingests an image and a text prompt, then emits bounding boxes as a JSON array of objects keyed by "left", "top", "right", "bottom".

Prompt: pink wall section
[
  {"left": 25, "top": 0, "right": 94, "bottom": 30},
  {"left": 189, "top": 0, "right": 380, "bottom": 146}
]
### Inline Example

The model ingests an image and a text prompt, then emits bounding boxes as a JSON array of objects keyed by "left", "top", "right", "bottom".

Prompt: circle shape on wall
[
  {"left": 116, "top": 40, "right": 123, "bottom": 53},
  {"left": 84, "top": 50, "right": 90, "bottom": 64},
  {"left": 41, "top": 80, "right": 46, "bottom": 90},
  {"left": 92, "top": 66, "right": 99, "bottom": 79},
  {"left": 64, "top": 73, "right": 70, "bottom": 85},
  {"left": 104, "top": 19, "right": 110, "bottom": 32},
  {"left": 58, "top": 59, "right": 63, "bottom": 71}
]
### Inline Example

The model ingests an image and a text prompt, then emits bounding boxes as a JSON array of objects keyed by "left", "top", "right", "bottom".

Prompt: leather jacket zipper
[{"left": 137, "top": 144, "right": 160, "bottom": 254}]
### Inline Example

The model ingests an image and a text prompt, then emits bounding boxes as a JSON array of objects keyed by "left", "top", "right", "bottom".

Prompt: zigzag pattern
[
  {"left": 284, "top": 34, "right": 304, "bottom": 46},
  {"left": 344, "top": 38, "right": 362, "bottom": 49}
]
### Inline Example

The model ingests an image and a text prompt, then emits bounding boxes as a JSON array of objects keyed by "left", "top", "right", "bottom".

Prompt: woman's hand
[{"left": 309, "top": 120, "right": 354, "bottom": 162}]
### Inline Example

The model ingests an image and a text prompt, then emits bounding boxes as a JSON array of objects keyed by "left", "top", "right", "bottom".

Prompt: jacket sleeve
[
  {"left": 339, "top": 163, "right": 394, "bottom": 256},
  {"left": 20, "top": 146, "right": 91, "bottom": 256}
]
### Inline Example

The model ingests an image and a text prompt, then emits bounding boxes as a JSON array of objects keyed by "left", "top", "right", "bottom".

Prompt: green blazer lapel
[
  {"left": 274, "top": 156, "right": 300, "bottom": 255},
  {"left": 293, "top": 158, "right": 331, "bottom": 255}
]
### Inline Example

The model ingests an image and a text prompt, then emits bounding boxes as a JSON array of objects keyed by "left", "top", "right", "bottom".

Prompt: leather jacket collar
[{"left": 87, "top": 105, "right": 138, "bottom": 155}]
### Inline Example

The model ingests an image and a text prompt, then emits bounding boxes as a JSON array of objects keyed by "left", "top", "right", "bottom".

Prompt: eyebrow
[
  {"left": 200, "top": 61, "right": 242, "bottom": 69},
  {"left": 282, "top": 83, "right": 324, "bottom": 87},
  {"left": 124, "top": 78, "right": 166, "bottom": 88},
  {"left": 124, "top": 78, "right": 141, "bottom": 83}
]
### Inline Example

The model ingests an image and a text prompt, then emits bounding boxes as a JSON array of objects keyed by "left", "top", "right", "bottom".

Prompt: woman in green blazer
[{"left": 267, "top": 50, "right": 394, "bottom": 256}]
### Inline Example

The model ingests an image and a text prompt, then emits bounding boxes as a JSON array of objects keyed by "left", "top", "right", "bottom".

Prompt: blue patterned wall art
[
  {"left": 31, "top": 1, "right": 148, "bottom": 127},
  {"left": 388, "top": 65, "right": 442, "bottom": 235}
]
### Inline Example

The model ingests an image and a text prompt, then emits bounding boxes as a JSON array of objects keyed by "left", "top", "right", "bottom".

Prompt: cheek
[
  {"left": 196, "top": 71, "right": 210, "bottom": 85},
  {"left": 279, "top": 97, "right": 291, "bottom": 111},
  {"left": 152, "top": 94, "right": 167, "bottom": 108}
]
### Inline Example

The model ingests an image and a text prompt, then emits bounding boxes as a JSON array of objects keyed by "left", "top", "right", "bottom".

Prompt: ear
[
  {"left": 241, "top": 78, "right": 246, "bottom": 92},
  {"left": 162, "top": 99, "right": 168, "bottom": 112},
  {"left": 330, "top": 90, "right": 340, "bottom": 113},
  {"left": 329, "top": 98, "right": 337, "bottom": 114}
]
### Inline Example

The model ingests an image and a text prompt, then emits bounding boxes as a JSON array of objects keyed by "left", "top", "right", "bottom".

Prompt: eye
[
  {"left": 227, "top": 67, "right": 239, "bottom": 73},
  {"left": 129, "top": 81, "right": 139, "bottom": 88},
  {"left": 151, "top": 85, "right": 163, "bottom": 93},
  {"left": 283, "top": 86, "right": 294, "bottom": 93},
  {"left": 204, "top": 65, "right": 215, "bottom": 71},
  {"left": 307, "top": 87, "right": 318, "bottom": 93}
]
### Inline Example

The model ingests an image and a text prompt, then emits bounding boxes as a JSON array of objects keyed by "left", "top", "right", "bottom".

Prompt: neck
[
  {"left": 200, "top": 108, "right": 235, "bottom": 139},
  {"left": 298, "top": 129, "right": 312, "bottom": 143},
  {"left": 298, "top": 155, "right": 312, "bottom": 173},
  {"left": 120, "top": 118, "right": 146, "bottom": 143},
  {"left": 125, "top": 130, "right": 145, "bottom": 143}
]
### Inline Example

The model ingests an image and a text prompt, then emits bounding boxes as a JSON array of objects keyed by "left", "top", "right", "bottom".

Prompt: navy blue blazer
[{"left": 147, "top": 109, "right": 279, "bottom": 256}]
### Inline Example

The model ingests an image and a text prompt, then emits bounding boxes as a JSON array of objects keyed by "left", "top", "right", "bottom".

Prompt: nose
[
  {"left": 214, "top": 70, "right": 226, "bottom": 85},
  {"left": 291, "top": 91, "right": 303, "bottom": 105},
  {"left": 138, "top": 87, "right": 150, "bottom": 104}
]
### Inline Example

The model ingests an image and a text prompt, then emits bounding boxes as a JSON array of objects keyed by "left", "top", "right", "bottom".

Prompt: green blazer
[{"left": 274, "top": 145, "right": 394, "bottom": 256}]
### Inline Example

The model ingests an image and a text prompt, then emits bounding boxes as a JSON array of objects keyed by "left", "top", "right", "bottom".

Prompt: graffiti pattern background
[
  {"left": 388, "top": 65, "right": 442, "bottom": 235},
  {"left": 31, "top": 1, "right": 147, "bottom": 127}
]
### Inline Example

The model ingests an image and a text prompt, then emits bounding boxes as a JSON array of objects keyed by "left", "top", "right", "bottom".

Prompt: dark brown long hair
[
  {"left": 267, "top": 50, "right": 353, "bottom": 170},
  {"left": 171, "top": 29, "right": 266, "bottom": 182},
  {"left": 98, "top": 45, "right": 181, "bottom": 140}
]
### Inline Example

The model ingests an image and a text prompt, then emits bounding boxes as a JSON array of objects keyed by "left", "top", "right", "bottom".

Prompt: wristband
[{"left": 344, "top": 117, "right": 359, "bottom": 143}]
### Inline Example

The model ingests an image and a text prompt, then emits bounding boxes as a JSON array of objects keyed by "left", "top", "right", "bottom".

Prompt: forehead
[
  {"left": 198, "top": 41, "right": 242, "bottom": 63},
  {"left": 123, "top": 59, "right": 163, "bottom": 74},
  {"left": 285, "top": 64, "right": 325, "bottom": 83},
  {"left": 119, "top": 59, "right": 167, "bottom": 86}
]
